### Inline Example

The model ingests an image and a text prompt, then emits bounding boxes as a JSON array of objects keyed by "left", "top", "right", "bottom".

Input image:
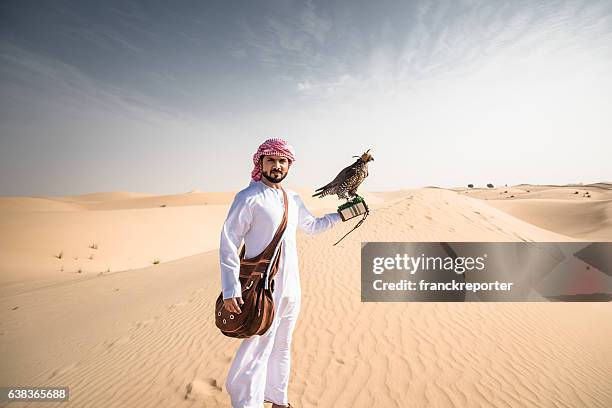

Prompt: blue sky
[{"left": 1, "top": 0, "right": 611, "bottom": 196}]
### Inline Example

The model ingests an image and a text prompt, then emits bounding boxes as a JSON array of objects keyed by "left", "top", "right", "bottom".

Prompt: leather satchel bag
[{"left": 215, "top": 188, "right": 288, "bottom": 338}]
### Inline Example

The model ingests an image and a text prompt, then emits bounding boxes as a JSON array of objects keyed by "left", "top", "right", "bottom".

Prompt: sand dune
[
  {"left": 0, "top": 203, "right": 230, "bottom": 293},
  {"left": 0, "top": 186, "right": 370, "bottom": 293},
  {"left": 0, "top": 197, "right": 84, "bottom": 212},
  {"left": 0, "top": 189, "right": 285, "bottom": 292},
  {"left": 0, "top": 191, "right": 235, "bottom": 211},
  {"left": 488, "top": 198, "right": 612, "bottom": 240},
  {"left": 456, "top": 184, "right": 612, "bottom": 240},
  {"left": 455, "top": 183, "right": 612, "bottom": 201},
  {"left": 1, "top": 185, "right": 610, "bottom": 407}
]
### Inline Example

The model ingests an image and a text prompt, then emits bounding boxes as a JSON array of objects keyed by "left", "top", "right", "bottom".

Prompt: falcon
[{"left": 313, "top": 149, "right": 374, "bottom": 201}]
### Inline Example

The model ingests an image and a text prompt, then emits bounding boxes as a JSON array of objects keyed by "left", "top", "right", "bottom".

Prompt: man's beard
[{"left": 262, "top": 169, "right": 287, "bottom": 184}]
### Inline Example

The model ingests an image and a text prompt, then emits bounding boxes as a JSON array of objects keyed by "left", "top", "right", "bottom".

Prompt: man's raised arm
[{"left": 297, "top": 195, "right": 342, "bottom": 235}]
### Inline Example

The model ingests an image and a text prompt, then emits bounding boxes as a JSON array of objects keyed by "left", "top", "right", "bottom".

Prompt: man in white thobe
[{"left": 220, "top": 138, "right": 342, "bottom": 408}]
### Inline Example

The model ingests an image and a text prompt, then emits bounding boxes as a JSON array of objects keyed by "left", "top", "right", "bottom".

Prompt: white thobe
[
  {"left": 220, "top": 179, "right": 341, "bottom": 300},
  {"left": 219, "top": 180, "right": 341, "bottom": 408}
]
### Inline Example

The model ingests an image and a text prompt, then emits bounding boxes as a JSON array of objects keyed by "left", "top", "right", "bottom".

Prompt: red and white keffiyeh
[{"left": 251, "top": 138, "right": 296, "bottom": 182}]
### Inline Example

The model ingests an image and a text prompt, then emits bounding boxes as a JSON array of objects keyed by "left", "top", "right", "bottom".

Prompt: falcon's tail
[{"left": 312, "top": 186, "right": 327, "bottom": 197}]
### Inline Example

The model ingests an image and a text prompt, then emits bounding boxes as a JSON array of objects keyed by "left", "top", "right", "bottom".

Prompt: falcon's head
[{"left": 358, "top": 149, "right": 374, "bottom": 162}]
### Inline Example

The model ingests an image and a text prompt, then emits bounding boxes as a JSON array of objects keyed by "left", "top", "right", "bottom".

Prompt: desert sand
[{"left": 0, "top": 183, "right": 611, "bottom": 407}]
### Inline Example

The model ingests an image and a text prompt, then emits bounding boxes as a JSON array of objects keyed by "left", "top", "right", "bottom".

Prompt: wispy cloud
[
  {"left": 234, "top": 0, "right": 612, "bottom": 105},
  {"left": 236, "top": 0, "right": 333, "bottom": 74},
  {"left": 0, "top": 43, "right": 190, "bottom": 125}
]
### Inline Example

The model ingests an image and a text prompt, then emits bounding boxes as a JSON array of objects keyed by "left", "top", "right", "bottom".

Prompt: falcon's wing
[{"left": 312, "top": 164, "right": 357, "bottom": 197}]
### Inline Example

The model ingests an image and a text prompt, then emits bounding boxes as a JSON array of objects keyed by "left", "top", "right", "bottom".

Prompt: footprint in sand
[
  {"left": 167, "top": 301, "right": 187, "bottom": 311},
  {"left": 184, "top": 378, "right": 223, "bottom": 400},
  {"left": 49, "top": 363, "right": 78, "bottom": 379},
  {"left": 136, "top": 318, "right": 158, "bottom": 328},
  {"left": 106, "top": 335, "right": 131, "bottom": 350}
]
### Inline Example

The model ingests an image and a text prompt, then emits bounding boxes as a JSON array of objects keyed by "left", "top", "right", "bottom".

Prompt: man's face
[{"left": 261, "top": 155, "right": 289, "bottom": 184}]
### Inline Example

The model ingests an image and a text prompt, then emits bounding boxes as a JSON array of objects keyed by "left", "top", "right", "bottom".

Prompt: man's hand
[{"left": 223, "top": 297, "right": 244, "bottom": 314}]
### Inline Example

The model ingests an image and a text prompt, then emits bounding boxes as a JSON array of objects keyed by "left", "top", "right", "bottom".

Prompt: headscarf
[{"left": 250, "top": 138, "right": 296, "bottom": 182}]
